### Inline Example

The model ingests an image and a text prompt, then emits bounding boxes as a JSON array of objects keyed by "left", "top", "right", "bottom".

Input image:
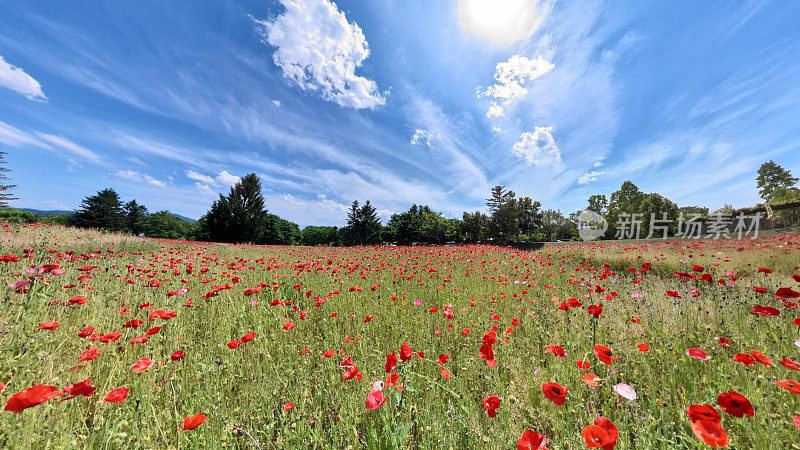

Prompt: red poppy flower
[
  {"left": 366, "top": 390, "right": 386, "bottom": 411},
  {"left": 774, "top": 379, "right": 800, "bottom": 394},
  {"left": 78, "top": 348, "right": 99, "bottom": 362},
  {"left": 636, "top": 343, "right": 650, "bottom": 352},
  {"left": 686, "top": 404, "right": 721, "bottom": 424},
  {"left": 385, "top": 372, "right": 399, "bottom": 387},
  {"left": 757, "top": 267, "right": 772, "bottom": 274},
  {"left": 69, "top": 295, "right": 88, "bottom": 305},
  {"left": 581, "top": 373, "right": 600, "bottom": 387},
  {"left": 104, "top": 387, "right": 129, "bottom": 403},
  {"left": 437, "top": 354, "right": 450, "bottom": 365},
  {"left": 517, "top": 429, "right": 548, "bottom": 450},
  {"left": 39, "top": 321, "right": 59, "bottom": 331},
  {"left": 479, "top": 332, "right": 497, "bottom": 368},
  {"left": 4, "top": 384, "right": 63, "bottom": 413},
  {"left": 732, "top": 353, "right": 756, "bottom": 366},
  {"left": 180, "top": 412, "right": 209, "bottom": 430},
  {"left": 576, "top": 359, "right": 590, "bottom": 370},
  {"left": 400, "top": 341, "right": 413, "bottom": 362},
  {"left": 581, "top": 417, "right": 618, "bottom": 449},
  {"left": 130, "top": 357, "right": 154, "bottom": 373},
  {"left": 594, "top": 345, "right": 620, "bottom": 365},
  {"left": 780, "top": 357, "right": 800, "bottom": 371},
  {"left": 385, "top": 351, "right": 398, "bottom": 372},
  {"left": 284, "top": 402, "right": 294, "bottom": 411},
  {"left": 77, "top": 326, "right": 94, "bottom": 338},
  {"left": 691, "top": 420, "right": 728, "bottom": 447},
  {"left": 145, "top": 326, "right": 161, "bottom": 336},
  {"left": 776, "top": 287, "right": 800, "bottom": 298},
  {"left": 686, "top": 348, "right": 712, "bottom": 360},
  {"left": 283, "top": 321, "right": 295, "bottom": 330},
  {"left": 171, "top": 351, "right": 186, "bottom": 361},
  {"left": 323, "top": 349, "right": 335, "bottom": 359},
  {"left": 62, "top": 379, "right": 95, "bottom": 400},
  {"left": 482, "top": 395, "right": 500, "bottom": 418},
  {"left": 749, "top": 350, "right": 773, "bottom": 366},
  {"left": 717, "top": 390, "right": 754, "bottom": 418},
  {"left": 542, "top": 382, "right": 567, "bottom": 406},
  {"left": 588, "top": 304, "right": 603, "bottom": 318},
  {"left": 545, "top": 344, "right": 566, "bottom": 358},
  {"left": 241, "top": 332, "right": 256, "bottom": 342}
]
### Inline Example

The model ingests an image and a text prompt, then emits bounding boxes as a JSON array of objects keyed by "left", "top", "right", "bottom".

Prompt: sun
[{"left": 457, "top": 0, "right": 544, "bottom": 46}]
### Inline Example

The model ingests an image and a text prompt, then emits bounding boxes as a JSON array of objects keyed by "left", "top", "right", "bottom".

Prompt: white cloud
[
  {"left": 272, "top": 100, "right": 281, "bottom": 107},
  {"left": 512, "top": 127, "right": 561, "bottom": 166},
  {"left": 479, "top": 55, "right": 554, "bottom": 118},
  {"left": 35, "top": 133, "right": 102, "bottom": 163},
  {"left": 186, "top": 170, "right": 240, "bottom": 194},
  {"left": 457, "top": 0, "right": 547, "bottom": 46},
  {"left": 577, "top": 170, "right": 605, "bottom": 185},
  {"left": 0, "top": 120, "right": 103, "bottom": 164},
  {"left": 0, "top": 54, "right": 46, "bottom": 100},
  {"left": 410, "top": 128, "right": 439, "bottom": 148},
  {"left": 114, "top": 170, "right": 167, "bottom": 187},
  {"left": 254, "top": 0, "right": 385, "bottom": 109}
]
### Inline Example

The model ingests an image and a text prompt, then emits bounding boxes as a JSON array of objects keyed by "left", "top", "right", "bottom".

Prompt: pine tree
[
  {"left": 757, "top": 160, "right": 798, "bottom": 202},
  {"left": 124, "top": 199, "right": 148, "bottom": 235},
  {"left": 203, "top": 173, "right": 268, "bottom": 243},
  {"left": 0, "top": 150, "right": 18, "bottom": 208},
  {"left": 72, "top": 188, "right": 126, "bottom": 231}
]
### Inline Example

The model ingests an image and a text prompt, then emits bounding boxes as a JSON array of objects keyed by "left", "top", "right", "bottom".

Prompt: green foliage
[
  {"left": 756, "top": 160, "right": 798, "bottom": 201},
  {"left": 143, "top": 211, "right": 193, "bottom": 239},
  {"left": 124, "top": 200, "right": 148, "bottom": 235},
  {"left": 770, "top": 187, "right": 800, "bottom": 225},
  {"left": 40, "top": 214, "right": 72, "bottom": 226},
  {"left": 262, "top": 213, "right": 301, "bottom": 245},
  {"left": 461, "top": 211, "right": 489, "bottom": 243},
  {"left": 485, "top": 186, "right": 542, "bottom": 244},
  {"left": 0, "top": 208, "right": 37, "bottom": 223},
  {"left": 202, "top": 173, "right": 268, "bottom": 243},
  {"left": 300, "top": 226, "right": 341, "bottom": 246},
  {"left": 344, "top": 200, "right": 382, "bottom": 245},
  {"left": 71, "top": 188, "right": 126, "bottom": 231},
  {"left": 538, "top": 209, "right": 577, "bottom": 241},
  {"left": 586, "top": 194, "right": 608, "bottom": 214}
]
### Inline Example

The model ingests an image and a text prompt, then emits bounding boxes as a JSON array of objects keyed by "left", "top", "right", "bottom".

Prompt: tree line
[{"left": 1, "top": 146, "right": 797, "bottom": 243}]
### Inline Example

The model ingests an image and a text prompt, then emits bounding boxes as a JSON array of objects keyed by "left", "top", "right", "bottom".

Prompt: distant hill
[{"left": 17, "top": 208, "right": 197, "bottom": 223}]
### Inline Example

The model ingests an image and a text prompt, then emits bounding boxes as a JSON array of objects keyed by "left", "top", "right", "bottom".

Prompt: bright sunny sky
[{"left": 1, "top": 0, "right": 799, "bottom": 225}]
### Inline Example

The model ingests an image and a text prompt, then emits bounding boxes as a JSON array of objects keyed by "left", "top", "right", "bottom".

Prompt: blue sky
[{"left": 1, "top": 0, "right": 799, "bottom": 225}]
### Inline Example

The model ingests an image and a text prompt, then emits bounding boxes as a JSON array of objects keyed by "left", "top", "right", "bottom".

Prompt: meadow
[{"left": 0, "top": 222, "right": 799, "bottom": 449}]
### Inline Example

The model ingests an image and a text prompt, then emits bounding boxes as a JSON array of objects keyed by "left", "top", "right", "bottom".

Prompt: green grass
[{"left": 0, "top": 223, "right": 799, "bottom": 449}]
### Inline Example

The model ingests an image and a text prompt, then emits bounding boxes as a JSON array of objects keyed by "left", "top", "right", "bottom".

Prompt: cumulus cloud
[
  {"left": 254, "top": 0, "right": 385, "bottom": 109},
  {"left": 410, "top": 128, "right": 439, "bottom": 148},
  {"left": 114, "top": 170, "right": 167, "bottom": 187},
  {"left": 512, "top": 126, "right": 561, "bottom": 166},
  {"left": 577, "top": 170, "right": 605, "bottom": 185},
  {"left": 479, "top": 55, "right": 554, "bottom": 118},
  {"left": 186, "top": 170, "right": 240, "bottom": 194},
  {"left": 0, "top": 54, "right": 46, "bottom": 101}
]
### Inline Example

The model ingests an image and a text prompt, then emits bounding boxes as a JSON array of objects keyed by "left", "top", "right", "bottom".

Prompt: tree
[
  {"left": 143, "top": 211, "right": 192, "bottom": 239},
  {"left": 606, "top": 181, "right": 645, "bottom": 239},
  {"left": 124, "top": 200, "right": 148, "bottom": 235},
  {"left": 344, "top": 200, "right": 382, "bottom": 245},
  {"left": 202, "top": 173, "right": 268, "bottom": 243},
  {"left": 516, "top": 196, "right": 542, "bottom": 238},
  {"left": 757, "top": 161, "right": 798, "bottom": 202},
  {"left": 586, "top": 194, "right": 608, "bottom": 215},
  {"left": 0, "top": 150, "right": 18, "bottom": 208},
  {"left": 771, "top": 187, "right": 800, "bottom": 226},
  {"left": 262, "top": 213, "right": 301, "bottom": 245},
  {"left": 72, "top": 188, "right": 126, "bottom": 231},
  {"left": 486, "top": 186, "right": 519, "bottom": 243},
  {"left": 462, "top": 211, "right": 489, "bottom": 243},
  {"left": 301, "top": 226, "right": 341, "bottom": 246},
  {"left": 639, "top": 193, "right": 679, "bottom": 238}
]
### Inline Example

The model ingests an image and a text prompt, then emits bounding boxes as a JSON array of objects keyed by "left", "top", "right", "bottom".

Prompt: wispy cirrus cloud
[{"left": 0, "top": 120, "right": 102, "bottom": 164}]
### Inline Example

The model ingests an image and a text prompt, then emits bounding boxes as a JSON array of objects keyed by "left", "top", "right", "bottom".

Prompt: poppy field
[{"left": 1, "top": 223, "right": 800, "bottom": 449}]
